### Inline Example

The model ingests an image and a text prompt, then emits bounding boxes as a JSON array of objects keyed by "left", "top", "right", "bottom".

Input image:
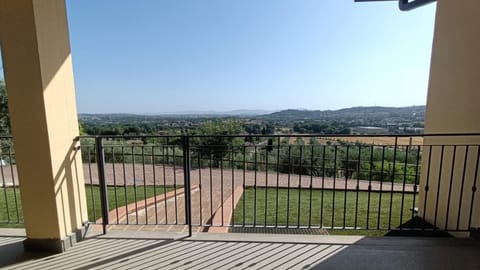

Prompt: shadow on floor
[
  {"left": 385, "top": 217, "right": 453, "bottom": 237},
  {"left": 0, "top": 237, "right": 50, "bottom": 268},
  {"left": 1, "top": 229, "right": 479, "bottom": 270},
  {"left": 310, "top": 237, "right": 480, "bottom": 270}
]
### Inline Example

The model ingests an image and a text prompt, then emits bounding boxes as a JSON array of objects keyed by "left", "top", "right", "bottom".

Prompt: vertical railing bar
[
  {"left": 456, "top": 145, "right": 469, "bottom": 230},
  {"left": 308, "top": 144, "right": 314, "bottom": 228},
  {"left": 433, "top": 145, "right": 445, "bottom": 230},
  {"left": 182, "top": 135, "right": 192, "bottom": 236},
  {"left": 411, "top": 145, "right": 421, "bottom": 224},
  {"left": 320, "top": 145, "right": 326, "bottom": 228},
  {"left": 220, "top": 147, "right": 225, "bottom": 226},
  {"left": 264, "top": 142, "right": 269, "bottom": 227},
  {"left": 173, "top": 144, "right": 178, "bottom": 225},
  {"left": 253, "top": 144, "right": 258, "bottom": 226},
  {"left": 286, "top": 145, "right": 292, "bottom": 227},
  {"left": 95, "top": 137, "right": 109, "bottom": 234},
  {"left": 343, "top": 145, "right": 349, "bottom": 229},
  {"left": 366, "top": 145, "right": 374, "bottom": 230},
  {"left": 332, "top": 145, "right": 337, "bottom": 229},
  {"left": 165, "top": 138, "right": 170, "bottom": 224},
  {"left": 297, "top": 145, "right": 303, "bottom": 228},
  {"left": 6, "top": 147, "right": 19, "bottom": 223},
  {"left": 111, "top": 147, "right": 119, "bottom": 224},
  {"left": 467, "top": 145, "right": 480, "bottom": 229},
  {"left": 198, "top": 147, "right": 203, "bottom": 226},
  {"left": 275, "top": 137, "right": 281, "bottom": 227},
  {"left": 131, "top": 145, "right": 139, "bottom": 225},
  {"left": 388, "top": 137, "right": 398, "bottom": 230},
  {"left": 209, "top": 150, "right": 213, "bottom": 226},
  {"left": 121, "top": 146, "right": 128, "bottom": 224},
  {"left": 399, "top": 145, "right": 409, "bottom": 230},
  {"left": 0, "top": 149, "right": 10, "bottom": 223},
  {"left": 377, "top": 146, "right": 386, "bottom": 230},
  {"left": 141, "top": 146, "right": 148, "bottom": 224},
  {"left": 231, "top": 144, "right": 235, "bottom": 228},
  {"left": 89, "top": 146, "right": 97, "bottom": 222},
  {"left": 422, "top": 145, "right": 433, "bottom": 232},
  {"left": 243, "top": 145, "right": 246, "bottom": 227},
  {"left": 354, "top": 145, "right": 361, "bottom": 229},
  {"left": 152, "top": 145, "right": 158, "bottom": 225},
  {"left": 445, "top": 145, "right": 457, "bottom": 230},
  {"left": 162, "top": 145, "right": 168, "bottom": 225},
  {"left": 85, "top": 145, "right": 97, "bottom": 222}
]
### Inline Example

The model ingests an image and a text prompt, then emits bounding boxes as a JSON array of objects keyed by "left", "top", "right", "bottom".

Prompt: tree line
[{"left": 81, "top": 121, "right": 421, "bottom": 184}]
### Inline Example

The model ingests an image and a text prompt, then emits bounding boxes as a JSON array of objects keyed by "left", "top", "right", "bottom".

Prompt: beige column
[
  {"left": 419, "top": 0, "right": 480, "bottom": 232},
  {"left": 0, "top": 0, "right": 88, "bottom": 252}
]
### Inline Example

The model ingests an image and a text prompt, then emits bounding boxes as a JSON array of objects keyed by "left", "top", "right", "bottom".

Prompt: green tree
[
  {"left": 78, "top": 122, "right": 87, "bottom": 135},
  {"left": 0, "top": 80, "right": 10, "bottom": 135},
  {"left": 191, "top": 120, "right": 244, "bottom": 167}
]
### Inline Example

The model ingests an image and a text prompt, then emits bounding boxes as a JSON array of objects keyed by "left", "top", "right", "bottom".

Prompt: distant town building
[{"left": 351, "top": 126, "right": 389, "bottom": 135}]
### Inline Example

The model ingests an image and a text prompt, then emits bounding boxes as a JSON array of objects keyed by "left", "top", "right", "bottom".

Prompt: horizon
[
  {"left": 78, "top": 104, "right": 426, "bottom": 115},
  {"left": 1, "top": 1, "right": 436, "bottom": 114}
]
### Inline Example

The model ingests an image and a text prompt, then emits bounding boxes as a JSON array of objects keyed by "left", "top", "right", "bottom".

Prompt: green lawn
[
  {"left": 0, "top": 185, "right": 177, "bottom": 227},
  {"left": 233, "top": 188, "right": 416, "bottom": 234},
  {"left": 3, "top": 185, "right": 418, "bottom": 236},
  {"left": 0, "top": 187, "right": 23, "bottom": 227},
  {"left": 84, "top": 185, "right": 177, "bottom": 222}
]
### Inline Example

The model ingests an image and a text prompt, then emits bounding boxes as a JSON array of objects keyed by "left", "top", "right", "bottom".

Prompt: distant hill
[
  {"left": 143, "top": 109, "right": 274, "bottom": 116},
  {"left": 80, "top": 109, "right": 274, "bottom": 118},
  {"left": 79, "top": 106, "right": 425, "bottom": 128},
  {"left": 259, "top": 106, "right": 425, "bottom": 122}
]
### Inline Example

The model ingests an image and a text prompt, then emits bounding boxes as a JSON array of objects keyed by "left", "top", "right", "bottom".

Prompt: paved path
[
  {"left": 0, "top": 165, "right": 18, "bottom": 187},
  {"left": 0, "top": 163, "right": 418, "bottom": 228},
  {"left": 86, "top": 164, "right": 416, "bottom": 192},
  {"left": 84, "top": 164, "right": 417, "bottom": 229},
  {"left": 0, "top": 163, "right": 418, "bottom": 193}
]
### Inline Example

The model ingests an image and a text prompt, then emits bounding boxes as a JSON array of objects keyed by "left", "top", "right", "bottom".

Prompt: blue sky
[{"left": 64, "top": 1, "right": 436, "bottom": 113}]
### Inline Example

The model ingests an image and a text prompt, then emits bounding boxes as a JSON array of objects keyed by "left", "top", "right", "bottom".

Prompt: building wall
[{"left": 420, "top": 0, "right": 480, "bottom": 231}]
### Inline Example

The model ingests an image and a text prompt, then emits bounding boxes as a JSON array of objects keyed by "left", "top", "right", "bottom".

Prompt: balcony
[
  {"left": 2, "top": 134, "right": 480, "bottom": 268},
  {"left": 4, "top": 134, "right": 480, "bottom": 233},
  {"left": 1, "top": 0, "right": 480, "bottom": 269},
  {"left": 1, "top": 229, "right": 480, "bottom": 269}
]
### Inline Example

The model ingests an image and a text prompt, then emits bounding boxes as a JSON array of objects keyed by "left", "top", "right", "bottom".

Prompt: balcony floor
[{"left": 1, "top": 228, "right": 480, "bottom": 269}]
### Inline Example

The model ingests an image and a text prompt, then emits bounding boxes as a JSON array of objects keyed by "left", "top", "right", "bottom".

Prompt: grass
[
  {"left": 233, "top": 187, "right": 416, "bottom": 235},
  {"left": 2, "top": 185, "right": 417, "bottom": 236},
  {"left": 84, "top": 185, "right": 177, "bottom": 222},
  {"left": 0, "top": 187, "right": 23, "bottom": 228},
  {"left": 0, "top": 185, "right": 177, "bottom": 227}
]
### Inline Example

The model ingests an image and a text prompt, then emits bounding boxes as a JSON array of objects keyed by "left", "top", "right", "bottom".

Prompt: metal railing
[
  {"left": 2, "top": 133, "right": 480, "bottom": 235},
  {"left": 0, "top": 136, "right": 21, "bottom": 225},
  {"left": 79, "top": 133, "right": 480, "bottom": 235}
]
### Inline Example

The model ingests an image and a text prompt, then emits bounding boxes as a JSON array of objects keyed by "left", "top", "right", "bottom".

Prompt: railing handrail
[
  {"left": 74, "top": 132, "right": 480, "bottom": 140},
  {"left": 3, "top": 132, "right": 480, "bottom": 233},
  {"left": 3, "top": 133, "right": 480, "bottom": 141}
]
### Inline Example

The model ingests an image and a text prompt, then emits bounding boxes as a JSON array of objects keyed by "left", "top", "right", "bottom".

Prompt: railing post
[
  {"left": 182, "top": 135, "right": 193, "bottom": 237},
  {"left": 95, "top": 136, "right": 109, "bottom": 234}
]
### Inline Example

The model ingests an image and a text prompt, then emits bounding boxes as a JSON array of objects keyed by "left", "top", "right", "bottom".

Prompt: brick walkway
[{"left": 86, "top": 164, "right": 417, "bottom": 231}]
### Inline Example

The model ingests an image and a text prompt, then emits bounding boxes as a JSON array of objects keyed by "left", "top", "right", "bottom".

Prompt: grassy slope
[
  {"left": 233, "top": 188, "right": 415, "bottom": 233},
  {"left": 0, "top": 186, "right": 177, "bottom": 227}
]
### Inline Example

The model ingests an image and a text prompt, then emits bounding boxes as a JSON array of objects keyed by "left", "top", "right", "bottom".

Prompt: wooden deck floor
[{"left": 1, "top": 229, "right": 480, "bottom": 270}]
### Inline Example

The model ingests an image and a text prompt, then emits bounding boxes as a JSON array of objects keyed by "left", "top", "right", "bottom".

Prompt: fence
[
  {"left": 2, "top": 134, "right": 480, "bottom": 235},
  {"left": 0, "top": 136, "right": 21, "bottom": 225},
  {"left": 79, "top": 133, "right": 480, "bottom": 235}
]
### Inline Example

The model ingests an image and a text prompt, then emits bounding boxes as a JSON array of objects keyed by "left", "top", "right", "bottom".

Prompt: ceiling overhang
[{"left": 354, "top": 0, "right": 436, "bottom": 11}]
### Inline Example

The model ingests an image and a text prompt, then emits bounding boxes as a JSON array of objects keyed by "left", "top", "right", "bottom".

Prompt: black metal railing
[
  {"left": 0, "top": 136, "right": 22, "bottom": 225},
  {"left": 2, "top": 133, "right": 480, "bottom": 235},
  {"left": 79, "top": 133, "right": 480, "bottom": 234}
]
